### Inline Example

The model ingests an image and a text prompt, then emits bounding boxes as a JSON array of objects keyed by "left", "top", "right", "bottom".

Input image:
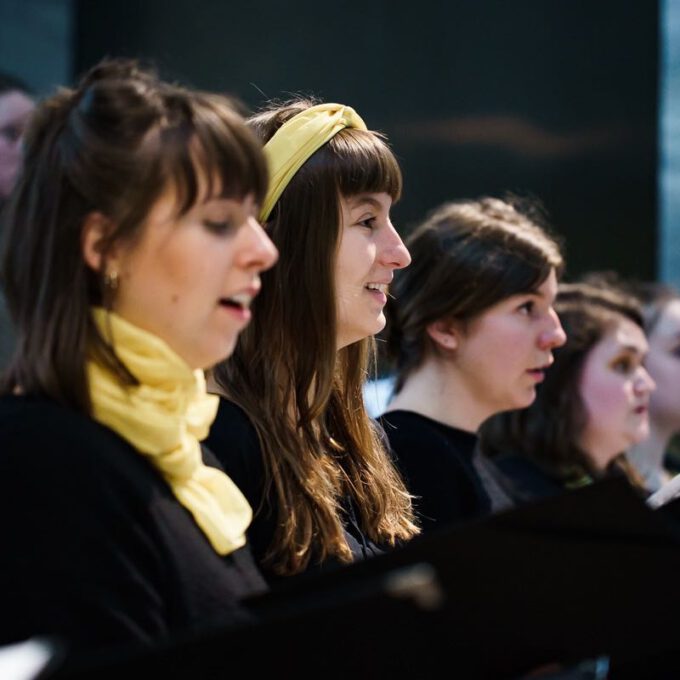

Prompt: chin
[
  {"left": 201, "top": 338, "right": 239, "bottom": 370},
  {"left": 359, "top": 319, "right": 385, "bottom": 342},
  {"left": 629, "top": 428, "right": 650, "bottom": 446},
  {"left": 513, "top": 389, "right": 537, "bottom": 410}
]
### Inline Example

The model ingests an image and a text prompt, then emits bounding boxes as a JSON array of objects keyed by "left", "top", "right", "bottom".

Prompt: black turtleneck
[{"left": 379, "top": 410, "right": 494, "bottom": 533}]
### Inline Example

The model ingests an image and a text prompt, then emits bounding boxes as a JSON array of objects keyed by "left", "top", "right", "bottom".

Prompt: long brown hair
[
  {"left": 386, "top": 197, "right": 564, "bottom": 393},
  {"left": 213, "top": 99, "right": 418, "bottom": 575},
  {"left": 1, "top": 59, "right": 267, "bottom": 412},
  {"left": 481, "top": 282, "right": 646, "bottom": 486}
]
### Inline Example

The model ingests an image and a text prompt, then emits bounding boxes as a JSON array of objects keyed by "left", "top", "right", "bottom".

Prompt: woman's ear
[
  {"left": 426, "top": 319, "right": 460, "bottom": 351},
  {"left": 81, "top": 211, "right": 117, "bottom": 272}
]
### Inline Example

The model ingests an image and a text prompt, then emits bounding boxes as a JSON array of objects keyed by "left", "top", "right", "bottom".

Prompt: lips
[
  {"left": 218, "top": 282, "right": 260, "bottom": 319},
  {"left": 365, "top": 282, "right": 389, "bottom": 295},
  {"left": 527, "top": 369, "right": 546, "bottom": 383},
  {"left": 219, "top": 292, "right": 254, "bottom": 311},
  {"left": 526, "top": 360, "right": 553, "bottom": 383}
]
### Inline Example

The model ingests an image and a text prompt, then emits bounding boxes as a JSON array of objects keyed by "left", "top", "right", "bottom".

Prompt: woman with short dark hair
[{"left": 381, "top": 198, "right": 566, "bottom": 531}]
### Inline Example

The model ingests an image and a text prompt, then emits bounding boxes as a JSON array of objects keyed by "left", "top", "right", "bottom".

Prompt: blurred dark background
[{"left": 3, "top": 0, "right": 660, "bottom": 280}]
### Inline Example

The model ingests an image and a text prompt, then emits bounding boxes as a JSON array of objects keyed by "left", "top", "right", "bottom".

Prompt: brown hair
[
  {"left": 213, "top": 98, "right": 417, "bottom": 575},
  {"left": 481, "top": 281, "right": 646, "bottom": 485},
  {"left": 1, "top": 59, "right": 267, "bottom": 412},
  {"left": 386, "top": 197, "right": 564, "bottom": 393}
]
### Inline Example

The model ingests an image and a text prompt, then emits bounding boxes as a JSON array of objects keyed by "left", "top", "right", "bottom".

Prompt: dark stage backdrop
[{"left": 75, "top": 0, "right": 658, "bottom": 279}]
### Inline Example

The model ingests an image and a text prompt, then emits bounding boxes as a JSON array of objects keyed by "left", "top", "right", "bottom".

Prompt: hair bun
[{"left": 79, "top": 59, "right": 156, "bottom": 89}]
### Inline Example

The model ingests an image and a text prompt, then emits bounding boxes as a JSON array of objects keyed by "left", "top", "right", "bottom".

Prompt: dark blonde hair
[
  {"left": 213, "top": 99, "right": 418, "bottom": 576},
  {"left": 1, "top": 59, "right": 267, "bottom": 412},
  {"left": 386, "top": 197, "right": 564, "bottom": 393},
  {"left": 481, "top": 282, "right": 646, "bottom": 485}
]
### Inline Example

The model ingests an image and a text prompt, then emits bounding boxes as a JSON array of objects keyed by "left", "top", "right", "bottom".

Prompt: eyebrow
[
  {"left": 515, "top": 287, "right": 550, "bottom": 301},
  {"left": 617, "top": 344, "right": 646, "bottom": 356},
  {"left": 348, "top": 195, "right": 383, "bottom": 211}
]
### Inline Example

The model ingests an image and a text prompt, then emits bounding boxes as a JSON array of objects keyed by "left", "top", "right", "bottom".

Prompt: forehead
[
  {"left": 0, "top": 91, "right": 34, "bottom": 123},
  {"left": 538, "top": 268, "right": 558, "bottom": 298},
  {"left": 652, "top": 299, "right": 680, "bottom": 339},
  {"left": 484, "top": 267, "right": 558, "bottom": 314},
  {"left": 344, "top": 192, "right": 393, "bottom": 211},
  {"left": 594, "top": 316, "right": 648, "bottom": 356}
]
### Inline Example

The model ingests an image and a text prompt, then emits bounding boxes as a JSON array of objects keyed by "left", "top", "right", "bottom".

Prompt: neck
[
  {"left": 386, "top": 358, "right": 488, "bottom": 432},
  {"left": 627, "top": 423, "right": 673, "bottom": 490}
]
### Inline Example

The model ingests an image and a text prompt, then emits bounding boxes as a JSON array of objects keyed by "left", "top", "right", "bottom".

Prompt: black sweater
[
  {"left": 0, "top": 395, "right": 265, "bottom": 654},
  {"left": 205, "top": 398, "right": 383, "bottom": 583},
  {"left": 379, "top": 410, "right": 494, "bottom": 533}
]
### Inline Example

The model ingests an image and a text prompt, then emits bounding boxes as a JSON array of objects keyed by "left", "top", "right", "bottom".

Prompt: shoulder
[
  {"left": 380, "top": 410, "right": 468, "bottom": 461},
  {"left": 204, "top": 397, "right": 265, "bottom": 505},
  {"left": 0, "top": 394, "right": 140, "bottom": 471},
  {"left": 379, "top": 410, "right": 481, "bottom": 491},
  {"left": 493, "top": 453, "right": 565, "bottom": 501},
  {"left": 0, "top": 394, "right": 168, "bottom": 511},
  {"left": 207, "top": 398, "right": 260, "bottom": 450}
]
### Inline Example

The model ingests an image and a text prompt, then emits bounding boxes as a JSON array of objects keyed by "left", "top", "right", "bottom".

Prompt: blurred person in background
[
  {"left": 481, "top": 282, "right": 654, "bottom": 501},
  {"left": 627, "top": 283, "right": 680, "bottom": 492},
  {"left": 0, "top": 71, "right": 34, "bottom": 371},
  {"left": 0, "top": 71, "right": 34, "bottom": 207}
]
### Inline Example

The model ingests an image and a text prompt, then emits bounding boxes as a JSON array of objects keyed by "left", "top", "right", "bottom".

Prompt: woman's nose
[
  {"left": 379, "top": 222, "right": 411, "bottom": 270},
  {"left": 635, "top": 367, "right": 656, "bottom": 395},
  {"left": 538, "top": 308, "right": 567, "bottom": 349}
]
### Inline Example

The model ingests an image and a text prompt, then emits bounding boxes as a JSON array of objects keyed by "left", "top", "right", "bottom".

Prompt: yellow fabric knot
[
  {"left": 88, "top": 307, "right": 252, "bottom": 555},
  {"left": 260, "top": 102, "right": 368, "bottom": 222}
]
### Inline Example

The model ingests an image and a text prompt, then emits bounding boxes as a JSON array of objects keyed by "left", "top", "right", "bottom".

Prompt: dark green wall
[{"left": 76, "top": 0, "right": 658, "bottom": 279}]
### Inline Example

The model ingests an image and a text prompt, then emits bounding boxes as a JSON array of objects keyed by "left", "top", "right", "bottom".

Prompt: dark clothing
[
  {"left": 0, "top": 395, "right": 265, "bottom": 654},
  {"left": 493, "top": 453, "right": 568, "bottom": 503},
  {"left": 0, "top": 291, "right": 13, "bottom": 371},
  {"left": 379, "top": 410, "right": 494, "bottom": 533},
  {"left": 205, "top": 398, "right": 383, "bottom": 583},
  {"left": 493, "top": 453, "right": 645, "bottom": 506},
  {"left": 0, "top": 205, "right": 14, "bottom": 371}
]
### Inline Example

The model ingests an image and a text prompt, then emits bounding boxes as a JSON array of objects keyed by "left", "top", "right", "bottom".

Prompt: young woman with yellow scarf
[{"left": 0, "top": 59, "right": 277, "bottom": 655}]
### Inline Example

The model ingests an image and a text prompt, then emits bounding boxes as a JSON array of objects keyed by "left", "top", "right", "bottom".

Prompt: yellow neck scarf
[
  {"left": 88, "top": 307, "right": 252, "bottom": 555},
  {"left": 260, "top": 102, "right": 368, "bottom": 221}
]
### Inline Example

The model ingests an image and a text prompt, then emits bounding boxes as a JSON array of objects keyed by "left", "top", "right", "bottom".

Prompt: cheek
[
  {"left": 581, "top": 371, "right": 626, "bottom": 424},
  {"left": 121, "top": 242, "right": 200, "bottom": 312},
  {"left": 492, "top": 329, "right": 534, "bottom": 372}
]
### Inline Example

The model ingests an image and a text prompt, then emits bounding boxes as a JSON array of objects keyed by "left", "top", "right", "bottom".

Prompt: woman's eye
[
  {"left": 358, "top": 217, "right": 376, "bottom": 230},
  {"left": 518, "top": 301, "right": 534, "bottom": 315},
  {"left": 203, "top": 219, "right": 235, "bottom": 235},
  {"left": 612, "top": 357, "right": 633, "bottom": 374}
]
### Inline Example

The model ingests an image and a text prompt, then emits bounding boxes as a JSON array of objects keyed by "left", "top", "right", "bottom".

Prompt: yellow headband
[{"left": 260, "top": 103, "right": 368, "bottom": 221}]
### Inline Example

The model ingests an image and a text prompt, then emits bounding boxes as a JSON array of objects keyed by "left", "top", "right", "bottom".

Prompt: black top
[
  {"left": 492, "top": 453, "right": 569, "bottom": 503},
  {"left": 379, "top": 410, "right": 493, "bottom": 532},
  {"left": 0, "top": 395, "right": 266, "bottom": 655},
  {"left": 492, "top": 452, "right": 644, "bottom": 506},
  {"left": 205, "top": 398, "right": 383, "bottom": 583}
]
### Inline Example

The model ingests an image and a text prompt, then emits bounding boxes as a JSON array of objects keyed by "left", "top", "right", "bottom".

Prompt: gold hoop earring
[{"left": 104, "top": 270, "right": 119, "bottom": 292}]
